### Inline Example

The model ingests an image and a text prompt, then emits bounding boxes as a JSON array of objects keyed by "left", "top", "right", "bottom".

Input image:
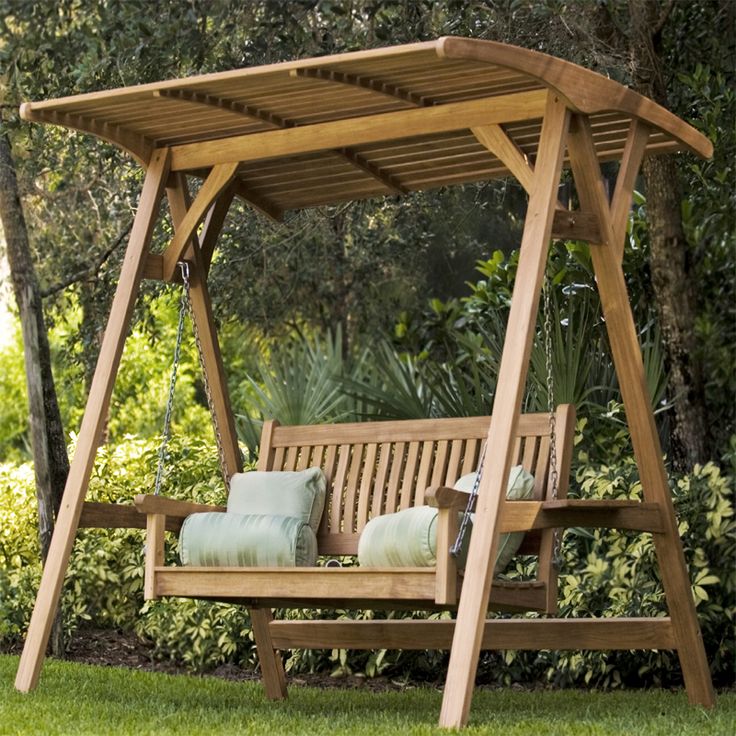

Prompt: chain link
[
  {"left": 450, "top": 443, "right": 486, "bottom": 558},
  {"left": 542, "top": 271, "right": 562, "bottom": 568},
  {"left": 179, "top": 262, "right": 233, "bottom": 489},
  {"left": 154, "top": 262, "right": 189, "bottom": 495}
]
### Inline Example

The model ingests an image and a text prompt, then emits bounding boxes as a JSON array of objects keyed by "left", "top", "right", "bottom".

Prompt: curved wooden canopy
[{"left": 21, "top": 37, "right": 710, "bottom": 218}]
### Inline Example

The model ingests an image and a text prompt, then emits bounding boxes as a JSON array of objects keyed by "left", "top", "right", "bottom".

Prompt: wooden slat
[
  {"left": 356, "top": 443, "right": 378, "bottom": 532},
  {"left": 272, "top": 446, "right": 286, "bottom": 470},
  {"left": 343, "top": 444, "right": 365, "bottom": 533},
  {"left": 371, "top": 443, "right": 392, "bottom": 518},
  {"left": 284, "top": 446, "right": 299, "bottom": 471},
  {"left": 399, "top": 442, "right": 420, "bottom": 510},
  {"left": 533, "top": 435, "right": 551, "bottom": 499},
  {"left": 385, "top": 442, "right": 406, "bottom": 514},
  {"left": 144, "top": 514, "right": 165, "bottom": 600},
  {"left": 296, "top": 445, "right": 311, "bottom": 471},
  {"left": 155, "top": 567, "right": 437, "bottom": 601},
  {"left": 461, "top": 438, "right": 479, "bottom": 475},
  {"left": 413, "top": 440, "right": 435, "bottom": 506},
  {"left": 330, "top": 445, "right": 351, "bottom": 532},
  {"left": 445, "top": 439, "right": 464, "bottom": 486},
  {"left": 521, "top": 435, "right": 538, "bottom": 473},
  {"left": 269, "top": 618, "right": 676, "bottom": 651},
  {"left": 430, "top": 440, "right": 449, "bottom": 487}
]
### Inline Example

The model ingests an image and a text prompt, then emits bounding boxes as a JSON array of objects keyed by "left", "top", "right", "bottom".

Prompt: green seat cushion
[
  {"left": 227, "top": 467, "right": 326, "bottom": 532},
  {"left": 179, "top": 512, "right": 317, "bottom": 567},
  {"left": 357, "top": 465, "right": 534, "bottom": 574}
]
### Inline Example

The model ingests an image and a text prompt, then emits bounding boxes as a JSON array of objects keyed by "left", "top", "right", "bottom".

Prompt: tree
[{"left": 0, "top": 130, "right": 68, "bottom": 654}]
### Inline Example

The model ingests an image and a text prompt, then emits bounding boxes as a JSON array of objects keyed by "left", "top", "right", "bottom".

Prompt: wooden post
[
  {"left": 167, "top": 177, "right": 287, "bottom": 699},
  {"left": 15, "top": 149, "right": 171, "bottom": 692},
  {"left": 439, "top": 94, "right": 570, "bottom": 729},
  {"left": 567, "top": 114, "right": 715, "bottom": 708}
]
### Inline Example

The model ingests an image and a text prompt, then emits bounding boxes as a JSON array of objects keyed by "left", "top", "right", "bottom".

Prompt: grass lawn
[{"left": 0, "top": 655, "right": 733, "bottom": 735}]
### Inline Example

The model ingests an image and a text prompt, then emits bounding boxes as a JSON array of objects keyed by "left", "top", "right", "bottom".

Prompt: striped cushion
[
  {"left": 227, "top": 468, "right": 326, "bottom": 532},
  {"left": 179, "top": 512, "right": 317, "bottom": 567},
  {"left": 357, "top": 466, "right": 534, "bottom": 573}
]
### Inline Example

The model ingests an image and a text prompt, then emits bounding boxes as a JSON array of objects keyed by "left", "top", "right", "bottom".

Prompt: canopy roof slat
[{"left": 20, "top": 37, "right": 711, "bottom": 212}]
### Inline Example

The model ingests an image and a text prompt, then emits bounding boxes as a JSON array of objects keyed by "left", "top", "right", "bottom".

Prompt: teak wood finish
[{"left": 16, "top": 36, "right": 715, "bottom": 729}]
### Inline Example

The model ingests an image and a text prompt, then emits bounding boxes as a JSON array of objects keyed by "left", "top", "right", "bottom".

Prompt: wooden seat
[{"left": 133, "top": 405, "right": 575, "bottom": 614}]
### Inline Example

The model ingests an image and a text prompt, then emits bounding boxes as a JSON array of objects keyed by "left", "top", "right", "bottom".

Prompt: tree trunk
[
  {"left": 626, "top": 0, "right": 709, "bottom": 469},
  {"left": 0, "top": 133, "right": 69, "bottom": 654}
]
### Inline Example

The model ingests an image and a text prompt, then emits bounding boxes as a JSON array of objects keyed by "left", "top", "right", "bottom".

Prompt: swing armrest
[
  {"left": 133, "top": 494, "right": 226, "bottom": 519},
  {"left": 425, "top": 486, "right": 471, "bottom": 511}
]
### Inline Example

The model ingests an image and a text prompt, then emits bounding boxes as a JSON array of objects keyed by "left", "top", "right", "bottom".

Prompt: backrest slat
[
  {"left": 356, "top": 443, "right": 378, "bottom": 532},
  {"left": 399, "top": 442, "right": 420, "bottom": 510},
  {"left": 330, "top": 445, "right": 351, "bottom": 532},
  {"left": 385, "top": 442, "right": 406, "bottom": 514},
  {"left": 259, "top": 409, "right": 574, "bottom": 557},
  {"left": 371, "top": 443, "right": 392, "bottom": 518},
  {"left": 430, "top": 440, "right": 450, "bottom": 487},
  {"left": 343, "top": 444, "right": 365, "bottom": 533},
  {"left": 461, "top": 438, "right": 479, "bottom": 475}
]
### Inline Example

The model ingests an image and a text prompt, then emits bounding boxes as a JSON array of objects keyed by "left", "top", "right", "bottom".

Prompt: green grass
[{"left": 0, "top": 655, "right": 733, "bottom": 735}]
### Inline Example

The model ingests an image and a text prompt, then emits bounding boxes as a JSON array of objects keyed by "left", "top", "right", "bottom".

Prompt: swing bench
[{"left": 15, "top": 37, "right": 716, "bottom": 729}]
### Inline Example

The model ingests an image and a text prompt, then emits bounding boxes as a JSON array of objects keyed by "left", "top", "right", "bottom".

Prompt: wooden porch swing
[{"left": 15, "top": 37, "right": 715, "bottom": 728}]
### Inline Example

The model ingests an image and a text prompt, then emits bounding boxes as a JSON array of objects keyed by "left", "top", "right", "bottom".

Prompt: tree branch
[{"left": 41, "top": 220, "right": 133, "bottom": 298}]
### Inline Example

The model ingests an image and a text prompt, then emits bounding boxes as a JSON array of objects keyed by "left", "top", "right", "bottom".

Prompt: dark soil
[{"left": 4, "top": 628, "right": 427, "bottom": 692}]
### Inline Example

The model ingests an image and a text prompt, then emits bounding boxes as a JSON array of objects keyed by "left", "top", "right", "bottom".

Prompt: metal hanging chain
[
  {"left": 179, "top": 261, "right": 233, "bottom": 489},
  {"left": 154, "top": 261, "right": 190, "bottom": 496},
  {"left": 450, "top": 443, "right": 486, "bottom": 558},
  {"left": 542, "top": 268, "right": 562, "bottom": 568}
]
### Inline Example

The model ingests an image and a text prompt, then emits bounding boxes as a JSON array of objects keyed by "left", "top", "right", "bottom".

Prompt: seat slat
[{"left": 431, "top": 440, "right": 450, "bottom": 487}]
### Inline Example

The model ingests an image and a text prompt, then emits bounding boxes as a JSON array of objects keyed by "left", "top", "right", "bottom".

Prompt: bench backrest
[{"left": 257, "top": 406, "right": 575, "bottom": 557}]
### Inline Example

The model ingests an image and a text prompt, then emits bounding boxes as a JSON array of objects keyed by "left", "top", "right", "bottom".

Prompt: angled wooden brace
[
  {"left": 566, "top": 114, "right": 715, "bottom": 708},
  {"left": 161, "top": 162, "right": 239, "bottom": 280},
  {"left": 15, "top": 149, "right": 171, "bottom": 693},
  {"left": 439, "top": 93, "right": 571, "bottom": 729}
]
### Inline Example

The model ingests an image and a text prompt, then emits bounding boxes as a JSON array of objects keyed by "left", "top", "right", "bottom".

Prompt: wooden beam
[
  {"left": 270, "top": 617, "right": 677, "bottom": 651},
  {"left": 231, "top": 180, "right": 283, "bottom": 223},
  {"left": 440, "top": 93, "right": 570, "bottom": 730},
  {"left": 159, "top": 86, "right": 405, "bottom": 200},
  {"left": 169, "top": 89, "right": 549, "bottom": 171},
  {"left": 153, "top": 88, "right": 289, "bottom": 128},
  {"left": 567, "top": 113, "right": 715, "bottom": 709},
  {"left": 337, "top": 147, "right": 408, "bottom": 195},
  {"left": 610, "top": 120, "right": 650, "bottom": 260},
  {"left": 471, "top": 124, "right": 535, "bottom": 193},
  {"left": 161, "top": 162, "right": 239, "bottom": 280},
  {"left": 166, "top": 180, "right": 242, "bottom": 480},
  {"left": 21, "top": 106, "right": 152, "bottom": 166},
  {"left": 291, "top": 67, "right": 430, "bottom": 107},
  {"left": 199, "top": 187, "right": 236, "bottom": 271},
  {"left": 15, "top": 148, "right": 170, "bottom": 694}
]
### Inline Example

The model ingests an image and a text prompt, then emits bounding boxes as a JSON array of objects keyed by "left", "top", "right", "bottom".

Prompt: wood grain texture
[
  {"left": 15, "top": 149, "right": 170, "bottom": 693},
  {"left": 568, "top": 114, "right": 715, "bottom": 709},
  {"left": 269, "top": 617, "right": 676, "bottom": 651},
  {"left": 440, "top": 94, "right": 570, "bottom": 729}
]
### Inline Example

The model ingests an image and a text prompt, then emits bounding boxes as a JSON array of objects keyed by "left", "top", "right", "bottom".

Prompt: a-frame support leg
[
  {"left": 567, "top": 115, "right": 715, "bottom": 707},
  {"left": 15, "top": 149, "right": 171, "bottom": 692},
  {"left": 439, "top": 94, "right": 570, "bottom": 729},
  {"left": 167, "top": 177, "right": 287, "bottom": 700}
]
